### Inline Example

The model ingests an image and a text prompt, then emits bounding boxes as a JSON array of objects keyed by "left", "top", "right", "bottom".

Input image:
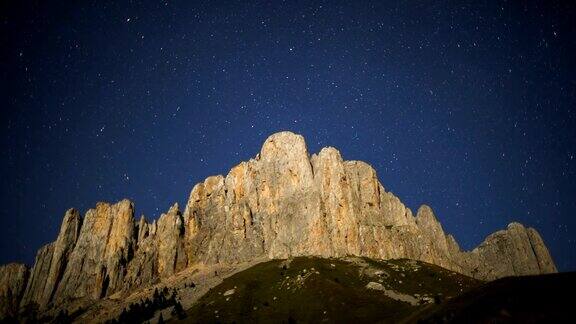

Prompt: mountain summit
[{"left": 0, "top": 131, "right": 556, "bottom": 321}]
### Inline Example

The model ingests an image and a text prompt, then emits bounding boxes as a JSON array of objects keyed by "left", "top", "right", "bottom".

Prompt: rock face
[
  {"left": 179, "top": 132, "right": 556, "bottom": 280},
  {"left": 0, "top": 131, "right": 557, "bottom": 319},
  {"left": 0, "top": 264, "right": 28, "bottom": 319},
  {"left": 52, "top": 200, "right": 136, "bottom": 303},
  {"left": 452, "top": 222, "right": 558, "bottom": 280},
  {"left": 19, "top": 209, "right": 82, "bottom": 309}
]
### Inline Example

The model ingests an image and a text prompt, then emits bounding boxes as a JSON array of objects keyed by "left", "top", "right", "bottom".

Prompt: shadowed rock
[{"left": 0, "top": 263, "right": 28, "bottom": 320}]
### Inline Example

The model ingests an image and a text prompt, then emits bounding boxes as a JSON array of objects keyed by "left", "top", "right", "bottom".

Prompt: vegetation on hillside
[{"left": 173, "top": 256, "right": 480, "bottom": 323}]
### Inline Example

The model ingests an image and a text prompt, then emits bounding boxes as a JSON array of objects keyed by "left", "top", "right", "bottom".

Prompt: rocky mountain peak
[
  {"left": 0, "top": 131, "right": 557, "bottom": 320},
  {"left": 260, "top": 131, "right": 309, "bottom": 161}
]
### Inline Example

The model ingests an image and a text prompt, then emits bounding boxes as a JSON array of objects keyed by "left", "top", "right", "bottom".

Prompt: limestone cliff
[
  {"left": 0, "top": 131, "right": 557, "bottom": 319},
  {"left": 0, "top": 264, "right": 28, "bottom": 319}
]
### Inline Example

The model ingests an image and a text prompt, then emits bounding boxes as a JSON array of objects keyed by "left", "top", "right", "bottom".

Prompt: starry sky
[{"left": 1, "top": 1, "right": 575, "bottom": 271}]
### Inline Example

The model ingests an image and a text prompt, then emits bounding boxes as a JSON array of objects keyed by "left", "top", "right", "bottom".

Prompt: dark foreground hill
[
  {"left": 172, "top": 256, "right": 481, "bottom": 324},
  {"left": 411, "top": 271, "right": 574, "bottom": 323},
  {"left": 168, "top": 257, "right": 573, "bottom": 324}
]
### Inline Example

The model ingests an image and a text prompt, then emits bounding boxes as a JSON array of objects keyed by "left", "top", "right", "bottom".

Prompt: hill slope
[
  {"left": 410, "top": 272, "right": 574, "bottom": 323},
  {"left": 4, "top": 256, "right": 571, "bottom": 323},
  {"left": 173, "top": 257, "right": 480, "bottom": 324}
]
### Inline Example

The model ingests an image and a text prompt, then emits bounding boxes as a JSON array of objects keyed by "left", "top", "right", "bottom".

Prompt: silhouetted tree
[
  {"left": 54, "top": 309, "right": 72, "bottom": 324},
  {"left": 172, "top": 300, "right": 186, "bottom": 319}
]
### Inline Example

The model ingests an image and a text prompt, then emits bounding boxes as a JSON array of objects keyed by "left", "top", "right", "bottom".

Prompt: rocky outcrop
[
  {"left": 0, "top": 264, "right": 28, "bottom": 320},
  {"left": 526, "top": 227, "right": 557, "bottom": 273},
  {"left": 0, "top": 131, "right": 557, "bottom": 319},
  {"left": 156, "top": 203, "right": 187, "bottom": 278},
  {"left": 19, "top": 243, "right": 54, "bottom": 308},
  {"left": 21, "top": 208, "right": 82, "bottom": 307},
  {"left": 453, "top": 222, "right": 559, "bottom": 280},
  {"left": 18, "top": 209, "right": 82, "bottom": 309},
  {"left": 122, "top": 204, "right": 188, "bottom": 291},
  {"left": 52, "top": 200, "right": 136, "bottom": 304},
  {"left": 181, "top": 132, "right": 556, "bottom": 280},
  {"left": 42, "top": 209, "right": 81, "bottom": 305}
]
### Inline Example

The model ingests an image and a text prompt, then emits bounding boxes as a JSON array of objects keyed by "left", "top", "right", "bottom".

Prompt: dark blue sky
[{"left": 1, "top": 1, "right": 575, "bottom": 271}]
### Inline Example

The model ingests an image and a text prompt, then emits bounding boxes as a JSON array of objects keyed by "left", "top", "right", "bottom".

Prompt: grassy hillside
[{"left": 172, "top": 256, "right": 481, "bottom": 323}]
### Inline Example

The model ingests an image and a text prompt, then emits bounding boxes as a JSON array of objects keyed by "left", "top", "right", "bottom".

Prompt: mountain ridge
[{"left": 0, "top": 131, "right": 556, "bottom": 320}]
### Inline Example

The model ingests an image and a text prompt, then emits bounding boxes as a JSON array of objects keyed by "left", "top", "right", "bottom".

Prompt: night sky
[{"left": 1, "top": 1, "right": 575, "bottom": 271}]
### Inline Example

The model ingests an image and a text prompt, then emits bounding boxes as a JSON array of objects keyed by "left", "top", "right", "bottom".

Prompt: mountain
[{"left": 0, "top": 131, "right": 557, "bottom": 322}]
